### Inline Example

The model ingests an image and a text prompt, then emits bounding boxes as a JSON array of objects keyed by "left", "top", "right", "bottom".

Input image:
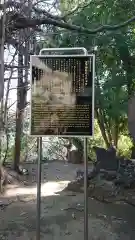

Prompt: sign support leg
[
  {"left": 36, "top": 137, "right": 42, "bottom": 240},
  {"left": 84, "top": 137, "right": 88, "bottom": 240}
]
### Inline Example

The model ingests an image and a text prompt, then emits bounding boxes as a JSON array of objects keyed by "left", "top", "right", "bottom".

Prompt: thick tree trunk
[
  {"left": 114, "top": 34, "right": 134, "bottom": 97},
  {"left": 115, "top": 35, "right": 135, "bottom": 148},
  {"left": 95, "top": 78, "right": 112, "bottom": 148},
  {"left": 0, "top": 3, "right": 6, "bottom": 171},
  {"left": 14, "top": 49, "right": 24, "bottom": 171},
  {"left": 0, "top": 42, "right": 4, "bottom": 164},
  {"left": 14, "top": 0, "right": 31, "bottom": 171}
]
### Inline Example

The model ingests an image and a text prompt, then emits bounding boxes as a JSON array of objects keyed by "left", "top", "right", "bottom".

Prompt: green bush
[
  {"left": 117, "top": 135, "right": 132, "bottom": 158},
  {"left": 88, "top": 120, "right": 132, "bottom": 160}
]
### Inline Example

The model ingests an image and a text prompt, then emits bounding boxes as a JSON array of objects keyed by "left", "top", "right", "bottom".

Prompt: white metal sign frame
[{"left": 33, "top": 47, "right": 95, "bottom": 240}]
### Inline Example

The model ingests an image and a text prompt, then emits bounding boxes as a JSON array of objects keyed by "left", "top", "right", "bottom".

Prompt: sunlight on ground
[{"left": 4, "top": 180, "right": 70, "bottom": 198}]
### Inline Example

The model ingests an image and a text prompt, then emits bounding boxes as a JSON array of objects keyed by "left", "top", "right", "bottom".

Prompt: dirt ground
[{"left": 0, "top": 161, "right": 135, "bottom": 239}]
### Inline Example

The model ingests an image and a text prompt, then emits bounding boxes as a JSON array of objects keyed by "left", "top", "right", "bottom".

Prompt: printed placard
[{"left": 30, "top": 55, "right": 95, "bottom": 136}]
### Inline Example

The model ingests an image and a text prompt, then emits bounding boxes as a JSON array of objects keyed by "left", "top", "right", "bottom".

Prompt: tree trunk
[
  {"left": 14, "top": 26, "right": 28, "bottom": 171},
  {"left": 95, "top": 78, "right": 112, "bottom": 148},
  {"left": 95, "top": 109, "right": 110, "bottom": 148},
  {"left": 115, "top": 35, "right": 135, "bottom": 147},
  {"left": 66, "top": 137, "right": 84, "bottom": 164},
  {"left": 0, "top": 2, "right": 6, "bottom": 170},
  {"left": 14, "top": 50, "right": 24, "bottom": 171},
  {"left": 112, "top": 119, "right": 119, "bottom": 148},
  {"left": 115, "top": 35, "right": 134, "bottom": 97},
  {"left": 14, "top": 0, "right": 31, "bottom": 171}
]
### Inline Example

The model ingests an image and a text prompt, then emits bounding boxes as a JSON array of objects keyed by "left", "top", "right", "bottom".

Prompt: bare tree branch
[
  {"left": 5, "top": 64, "right": 29, "bottom": 69},
  {"left": 12, "top": 15, "right": 135, "bottom": 34},
  {"left": 4, "top": 77, "right": 18, "bottom": 81},
  {"left": 1, "top": 0, "right": 135, "bottom": 36},
  {"left": 6, "top": 37, "right": 27, "bottom": 54},
  {"left": 33, "top": 6, "right": 63, "bottom": 20},
  {"left": 62, "top": 1, "right": 94, "bottom": 19},
  {"left": 7, "top": 100, "right": 17, "bottom": 110},
  {"left": 4, "top": 50, "right": 17, "bottom": 123}
]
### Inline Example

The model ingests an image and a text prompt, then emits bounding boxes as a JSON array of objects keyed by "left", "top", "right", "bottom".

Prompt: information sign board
[{"left": 30, "top": 55, "right": 94, "bottom": 136}]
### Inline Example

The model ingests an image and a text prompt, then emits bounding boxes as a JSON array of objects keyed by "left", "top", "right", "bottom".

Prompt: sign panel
[{"left": 30, "top": 55, "right": 94, "bottom": 136}]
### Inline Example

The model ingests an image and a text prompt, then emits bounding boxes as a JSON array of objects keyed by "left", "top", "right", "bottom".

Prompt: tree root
[
  {"left": 89, "top": 194, "right": 135, "bottom": 207},
  {"left": 0, "top": 200, "right": 14, "bottom": 210}
]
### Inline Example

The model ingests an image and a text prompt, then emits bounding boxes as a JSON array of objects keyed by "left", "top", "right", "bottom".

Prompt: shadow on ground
[{"left": 0, "top": 161, "right": 135, "bottom": 240}]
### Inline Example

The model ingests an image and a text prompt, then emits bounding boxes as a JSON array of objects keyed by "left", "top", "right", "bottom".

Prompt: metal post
[
  {"left": 36, "top": 137, "right": 42, "bottom": 240},
  {"left": 82, "top": 49, "right": 89, "bottom": 240},
  {"left": 84, "top": 137, "right": 88, "bottom": 240}
]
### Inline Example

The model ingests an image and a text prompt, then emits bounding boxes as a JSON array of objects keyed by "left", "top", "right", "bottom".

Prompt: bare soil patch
[{"left": 0, "top": 161, "right": 135, "bottom": 239}]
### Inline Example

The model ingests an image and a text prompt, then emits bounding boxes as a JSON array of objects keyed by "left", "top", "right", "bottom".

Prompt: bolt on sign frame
[{"left": 29, "top": 47, "right": 95, "bottom": 240}]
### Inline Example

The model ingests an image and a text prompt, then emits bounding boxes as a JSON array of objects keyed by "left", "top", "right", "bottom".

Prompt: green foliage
[
  {"left": 54, "top": 0, "right": 135, "bottom": 151},
  {"left": 117, "top": 135, "right": 132, "bottom": 158},
  {"left": 34, "top": 0, "right": 135, "bottom": 161},
  {"left": 42, "top": 137, "right": 66, "bottom": 161},
  {"left": 88, "top": 120, "right": 132, "bottom": 160},
  {"left": 4, "top": 0, "right": 135, "bottom": 165}
]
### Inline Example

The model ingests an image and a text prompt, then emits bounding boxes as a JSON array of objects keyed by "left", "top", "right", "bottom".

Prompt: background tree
[{"left": 0, "top": 0, "right": 135, "bottom": 171}]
